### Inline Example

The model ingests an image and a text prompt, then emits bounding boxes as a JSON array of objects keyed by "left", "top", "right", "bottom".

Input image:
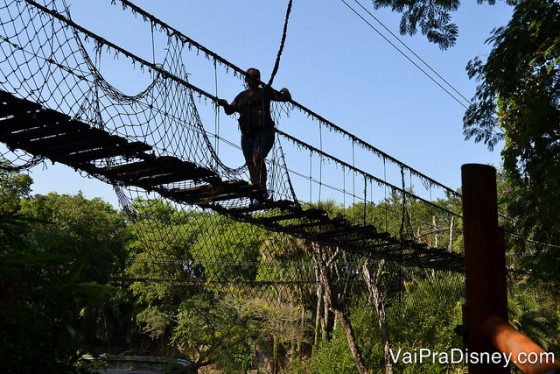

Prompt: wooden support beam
[{"left": 461, "top": 164, "right": 509, "bottom": 373}]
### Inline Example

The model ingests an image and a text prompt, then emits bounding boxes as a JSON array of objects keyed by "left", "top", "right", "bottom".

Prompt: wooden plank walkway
[{"left": 0, "top": 90, "right": 463, "bottom": 272}]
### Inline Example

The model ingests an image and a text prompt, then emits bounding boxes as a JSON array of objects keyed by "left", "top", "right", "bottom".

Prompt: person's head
[{"left": 245, "top": 67, "right": 261, "bottom": 88}]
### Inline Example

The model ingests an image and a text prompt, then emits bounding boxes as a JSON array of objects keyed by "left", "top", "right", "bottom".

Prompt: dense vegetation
[{"left": 1, "top": 162, "right": 558, "bottom": 373}]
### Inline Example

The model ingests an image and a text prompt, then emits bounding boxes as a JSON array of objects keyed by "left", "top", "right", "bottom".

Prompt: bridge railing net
[
  {"left": 0, "top": 0, "right": 320, "bottom": 298},
  {"left": 0, "top": 0, "right": 298, "bottom": 201},
  {"left": 1, "top": 1, "right": 467, "bottom": 363}
]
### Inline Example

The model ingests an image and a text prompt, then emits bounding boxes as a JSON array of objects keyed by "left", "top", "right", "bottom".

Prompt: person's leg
[
  {"left": 252, "top": 131, "right": 275, "bottom": 192},
  {"left": 252, "top": 150, "right": 266, "bottom": 190},
  {"left": 242, "top": 135, "right": 260, "bottom": 186}
]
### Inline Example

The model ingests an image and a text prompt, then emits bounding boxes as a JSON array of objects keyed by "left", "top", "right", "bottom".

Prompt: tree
[
  {"left": 313, "top": 243, "right": 368, "bottom": 374},
  {"left": 16, "top": 191, "right": 131, "bottom": 352},
  {"left": 172, "top": 292, "right": 256, "bottom": 373},
  {"left": 363, "top": 259, "right": 392, "bottom": 374},
  {"left": 0, "top": 216, "right": 107, "bottom": 373},
  {"left": 0, "top": 171, "right": 112, "bottom": 373},
  {"left": 372, "top": 0, "right": 459, "bottom": 49},
  {"left": 375, "top": 0, "right": 560, "bottom": 280},
  {"left": 372, "top": 0, "right": 517, "bottom": 50},
  {"left": 20, "top": 192, "right": 129, "bottom": 284},
  {"left": 126, "top": 199, "right": 268, "bottom": 371},
  {"left": 0, "top": 160, "right": 32, "bottom": 214},
  {"left": 125, "top": 199, "right": 203, "bottom": 351},
  {"left": 385, "top": 272, "right": 465, "bottom": 373},
  {"left": 464, "top": 0, "right": 560, "bottom": 243}
]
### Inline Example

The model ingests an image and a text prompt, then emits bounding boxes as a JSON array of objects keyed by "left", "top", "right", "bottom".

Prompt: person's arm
[
  {"left": 273, "top": 87, "right": 291, "bottom": 102},
  {"left": 218, "top": 98, "right": 238, "bottom": 115}
]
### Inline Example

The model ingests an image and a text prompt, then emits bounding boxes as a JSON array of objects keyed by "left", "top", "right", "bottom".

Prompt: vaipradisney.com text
[{"left": 390, "top": 348, "right": 556, "bottom": 368}]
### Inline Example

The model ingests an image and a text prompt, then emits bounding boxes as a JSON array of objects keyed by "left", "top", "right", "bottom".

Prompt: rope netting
[{"left": 0, "top": 1, "right": 468, "bottom": 362}]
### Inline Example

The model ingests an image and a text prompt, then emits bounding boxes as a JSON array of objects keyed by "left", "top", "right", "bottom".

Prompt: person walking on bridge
[{"left": 218, "top": 67, "right": 291, "bottom": 197}]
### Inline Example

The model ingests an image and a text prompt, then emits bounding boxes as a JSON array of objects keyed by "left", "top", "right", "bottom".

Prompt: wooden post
[{"left": 461, "top": 164, "right": 509, "bottom": 373}]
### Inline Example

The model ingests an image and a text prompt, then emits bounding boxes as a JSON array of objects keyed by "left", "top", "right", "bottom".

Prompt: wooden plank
[
  {"left": 100, "top": 157, "right": 212, "bottom": 187},
  {"left": 136, "top": 171, "right": 199, "bottom": 186},
  {"left": 101, "top": 160, "right": 162, "bottom": 181},
  {"left": 255, "top": 211, "right": 308, "bottom": 224},
  {"left": 170, "top": 179, "right": 262, "bottom": 205},
  {"left": 0, "top": 95, "right": 41, "bottom": 118},
  {"left": 171, "top": 179, "right": 249, "bottom": 195},
  {"left": 1, "top": 123, "right": 72, "bottom": 141},
  {"left": 63, "top": 141, "right": 152, "bottom": 163},
  {"left": 0, "top": 115, "right": 47, "bottom": 135},
  {"left": 23, "top": 132, "right": 109, "bottom": 155}
]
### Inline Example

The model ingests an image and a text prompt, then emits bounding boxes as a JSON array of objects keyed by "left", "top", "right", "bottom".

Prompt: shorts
[{"left": 241, "top": 130, "right": 275, "bottom": 162}]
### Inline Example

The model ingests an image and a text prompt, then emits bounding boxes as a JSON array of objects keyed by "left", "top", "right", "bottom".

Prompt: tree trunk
[
  {"left": 273, "top": 335, "right": 279, "bottom": 374},
  {"left": 314, "top": 246, "right": 368, "bottom": 374},
  {"left": 448, "top": 215, "right": 455, "bottom": 252},
  {"left": 363, "top": 259, "right": 392, "bottom": 374},
  {"left": 323, "top": 290, "right": 331, "bottom": 340},
  {"left": 432, "top": 215, "right": 439, "bottom": 248},
  {"left": 313, "top": 262, "right": 324, "bottom": 346}
]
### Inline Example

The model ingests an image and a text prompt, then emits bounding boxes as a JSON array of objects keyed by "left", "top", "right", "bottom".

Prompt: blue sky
[{"left": 17, "top": 0, "right": 513, "bottom": 207}]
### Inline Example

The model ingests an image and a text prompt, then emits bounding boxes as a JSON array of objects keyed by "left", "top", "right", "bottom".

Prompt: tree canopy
[
  {"left": 375, "top": 0, "right": 560, "bottom": 255},
  {"left": 464, "top": 0, "right": 560, "bottom": 242},
  {"left": 372, "top": 0, "right": 519, "bottom": 49}
]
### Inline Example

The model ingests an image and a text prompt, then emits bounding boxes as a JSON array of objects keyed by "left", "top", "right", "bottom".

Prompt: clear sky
[{"left": 13, "top": 0, "right": 514, "bottom": 207}]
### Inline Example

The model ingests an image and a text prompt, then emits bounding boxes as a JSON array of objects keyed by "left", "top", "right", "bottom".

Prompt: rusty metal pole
[
  {"left": 482, "top": 314, "right": 560, "bottom": 373},
  {"left": 461, "top": 164, "right": 509, "bottom": 373}
]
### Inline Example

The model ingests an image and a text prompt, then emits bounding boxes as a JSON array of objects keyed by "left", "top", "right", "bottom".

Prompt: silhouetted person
[{"left": 218, "top": 67, "right": 291, "bottom": 197}]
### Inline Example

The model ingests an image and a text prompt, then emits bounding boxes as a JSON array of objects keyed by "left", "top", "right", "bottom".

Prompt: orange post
[{"left": 482, "top": 315, "right": 560, "bottom": 374}]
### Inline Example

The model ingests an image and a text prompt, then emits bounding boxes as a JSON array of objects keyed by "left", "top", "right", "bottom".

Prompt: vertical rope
[
  {"left": 319, "top": 122, "right": 323, "bottom": 201},
  {"left": 400, "top": 167, "right": 406, "bottom": 238},
  {"left": 343, "top": 165, "right": 346, "bottom": 210},
  {"left": 268, "top": 0, "right": 293, "bottom": 86},
  {"left": 309, "top": 150, "right": 313, "bottom": 203},
  {"left": 352, "top": 142, "right": 356, "bottom": 205},
  {"left": 213, "top": 60, "right": 220, "bottom": 165},
  {"left": 150, "top": 20, "right": 156, "bottom": 77},
  {"left": 363, "top": 173, "right": 367, "bottom": 225},
  {"left": 383, "top": 158, "right": 388, "bottom": 232}
]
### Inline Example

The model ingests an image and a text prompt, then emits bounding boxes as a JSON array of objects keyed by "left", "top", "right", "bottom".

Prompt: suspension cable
[{"left": 269, "top": 0, "right": 293, "bottom": 86}]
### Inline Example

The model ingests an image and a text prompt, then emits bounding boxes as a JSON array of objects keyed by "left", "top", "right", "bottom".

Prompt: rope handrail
[
  {"left": 24, "top": 0, "right": 219, "bottom": 102},
  {"left": 277, "top": 129, "right": 462, "bottom": 218},
  {"left": 113, "top": 0, "right": 461, "bottom": 199},
  {"left": 25, "top": 0, "right": 460, "bottom": 219}
]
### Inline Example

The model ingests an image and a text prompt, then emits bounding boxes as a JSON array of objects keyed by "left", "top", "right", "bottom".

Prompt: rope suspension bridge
[{"left": 0, "top": 0, "right": 465, "bottom": 292}]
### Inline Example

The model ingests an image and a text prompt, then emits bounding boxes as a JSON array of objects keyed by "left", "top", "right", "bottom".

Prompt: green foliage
[
  {"left": 0, "top": 161, "right": 32, "bottom": 214},
  {"left": 126, "top": 199, "right": 269, "bottom": 370},
  {"left": 126, "top": 200, "right": 202, "bottom": 340},
  {"left": 310, "top": 296, "right": 386, "bottom": 373},
  {"left": 191, "top": 214, "right": 263, "bottom": 282},
  {"left": 2, "top": 160, "right": 558, "bottom": 373},
  {"left": 172, "top": 292, "right": 255, "bottom": 371},
  {"left": 387, "top": 272, "right": 465, "bottom": 373},
  {"left": 310, "top": 324, "right": 357, "bottom": 374},
  {"left": 463, "top": 0, "right": 560, "bottom": 248},
  {"left": 373, "top": 0, "right": 461, "bottom": 49},
  {"left": 0, "top": 209, "right": 109, "bottom": 373},
  {"left": 19, "top": 192, "right": 130, "bottom": 283},
  {"left": 0, "top": 168, "right": 133, "bottom": 371},
  {"left": 372, "top": 0, "right": 519, "bottom": 49},
  {"left": 346, "top": 191, "right": 462, "bottom": 252},
  {"left": 508, "top": 283, "right": 560, "bottom": 352}
]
